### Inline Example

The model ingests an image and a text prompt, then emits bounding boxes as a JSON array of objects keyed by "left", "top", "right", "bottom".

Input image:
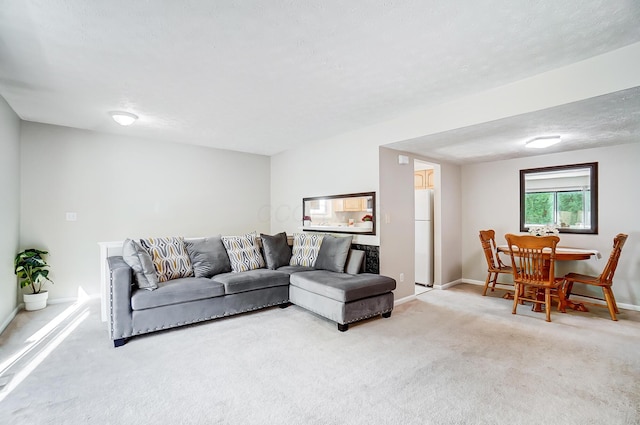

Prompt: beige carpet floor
[{"left": 1, "top": 283, "right": 638, "bottom": 425}]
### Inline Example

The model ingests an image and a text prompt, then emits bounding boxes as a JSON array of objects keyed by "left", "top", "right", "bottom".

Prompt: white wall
[
  {"left": 270, "top": 45, "right": 639, "bottom": 301},
  {"left": 379, "top": 147, "right": 416, "bottom": 300},
  {"left": 0, "top": 96, "right": 21, "bottom": 332},
  {"left": 379, "top": 148, "right": 462, "bottom": 300},
  {"left": 19, "top": 122, "right": 271, "bottom": 301},
  {"left": 462, "top": 143, "right": 640, "bottom": 307},
  {"left": 270, "top": 134, "right": 380, "bottom": 246}
]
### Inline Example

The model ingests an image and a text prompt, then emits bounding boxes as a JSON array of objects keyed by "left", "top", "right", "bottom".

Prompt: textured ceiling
[
  {"left": 1, "top": 1, "right": 640, "bottom": 158},
  {"left": 387, "top": 86, "right": 640, "bottom": 164}
]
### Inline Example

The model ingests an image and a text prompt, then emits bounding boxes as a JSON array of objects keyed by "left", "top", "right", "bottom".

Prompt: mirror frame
[
  {"left": 519, "top": 162, "right": 598, "bottom": 234},
  {"left": 302, "top": 191, "right": 376, "bottom": 235}
]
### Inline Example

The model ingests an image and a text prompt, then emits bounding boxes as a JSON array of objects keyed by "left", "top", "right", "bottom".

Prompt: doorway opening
[{"left": 414, "top": 159, "right": 436, "bottom": 296}]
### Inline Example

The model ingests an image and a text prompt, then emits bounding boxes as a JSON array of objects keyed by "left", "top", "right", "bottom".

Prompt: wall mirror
[
  {"left": 520, "top": 162, "right": 598, "bottom": 234},
  {"left": 302, "top": 192, "right": 375, "bottom": 235}
]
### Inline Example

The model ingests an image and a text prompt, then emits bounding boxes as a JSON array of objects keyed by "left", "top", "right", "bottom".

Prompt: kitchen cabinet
[
  {"left": 333, "top": 197, "right": 367, "bottom": 212},
  {"left": 414, "top": 169, "right": 434, "bottom": 189}
]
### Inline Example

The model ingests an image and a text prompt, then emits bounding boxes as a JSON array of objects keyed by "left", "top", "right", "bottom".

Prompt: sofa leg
[
  {"left": 278, "top": 302, "right": 291, "bottom": 309},
  {"left": 113, "top": 338, "right": 127, "bottom": 348},
  {"left": 382, "top": 311, "right": 392, "bottom": 318},
  {"left": 338, "top": 323, "right": 349, "bottom": 332}
]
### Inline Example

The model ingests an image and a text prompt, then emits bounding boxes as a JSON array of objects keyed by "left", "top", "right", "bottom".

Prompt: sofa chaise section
[{"left": 289, "top": 270, "right": 396, "bottom": 331}]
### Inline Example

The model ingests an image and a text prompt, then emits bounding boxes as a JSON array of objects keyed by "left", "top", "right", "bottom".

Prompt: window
[
  {"left": 302, "top": 192, "right": 375, "bottom": 235},
  {"left": 520, "top": 163, "right": 598, "bottom": 234}
]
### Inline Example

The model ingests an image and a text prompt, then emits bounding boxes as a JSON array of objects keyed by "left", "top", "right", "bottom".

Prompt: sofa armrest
[{"left": 108, "top": 256, "right": 134, "bottom": 342}]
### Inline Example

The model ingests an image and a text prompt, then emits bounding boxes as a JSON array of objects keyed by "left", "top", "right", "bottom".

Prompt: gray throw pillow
[
  {"left": 344, "top": 249, "right": 365, "bottom": 274},
  {"left": 314, "top": 235, "right": 353, "bottom": 273},
  {"left": 260, "top": 232, "right": 291, "bottom": 270},
  {"left": 122, "top": 238, "right": 159, "bottom": 290},
  {"left": 184, "top": 236, "right": 232, "bottom": 278}
]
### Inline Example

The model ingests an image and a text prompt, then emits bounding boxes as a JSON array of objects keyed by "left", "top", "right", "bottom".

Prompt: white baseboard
[
  {"left": 569, "top": 294, "right": 640, "bottom": 312},
  {"left": 461, "top": 278, "right": 640, "bottom": 312},
  {"left": 48, "top": 293, "right": 101, "bottom": 305},
  {"left": 0, "top": 306, "right": 20, "bottom": 335},
  {"left": 434, "top": 278, "right": 463, "bottom": 290},
  {"left": 47, "top": 297, "right": 78, "bottom": 305},
  {"left": 395, "top": 294, "right": 417, "bottom": 306}
]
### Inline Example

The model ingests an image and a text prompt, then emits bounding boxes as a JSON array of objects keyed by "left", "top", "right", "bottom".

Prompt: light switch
[{"left": 66, "top": 212, "right": 77, "bottom": 221}]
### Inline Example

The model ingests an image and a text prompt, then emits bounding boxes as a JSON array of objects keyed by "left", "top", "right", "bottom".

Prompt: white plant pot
[{"left": 24, "top": 291, "right": 48, "bottom": 311}]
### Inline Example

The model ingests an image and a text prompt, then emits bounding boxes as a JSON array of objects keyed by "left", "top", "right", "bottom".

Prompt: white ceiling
[{"left": 1, "top": 1, "right": 639, "bottom": 159}]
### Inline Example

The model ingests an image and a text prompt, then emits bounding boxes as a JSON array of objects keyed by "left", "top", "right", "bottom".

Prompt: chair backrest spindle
[{"left": 505, "top": 234, "right": 560, "bottom": 286}]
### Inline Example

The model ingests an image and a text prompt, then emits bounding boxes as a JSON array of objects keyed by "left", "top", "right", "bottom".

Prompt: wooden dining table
[{"left": 496, "top": 245, "right": 600, "bottom": 312}]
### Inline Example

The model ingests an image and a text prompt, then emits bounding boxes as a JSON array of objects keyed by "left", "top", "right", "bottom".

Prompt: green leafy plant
[{"left": 14, "top": 249, "right": 54, "bottom": 294}]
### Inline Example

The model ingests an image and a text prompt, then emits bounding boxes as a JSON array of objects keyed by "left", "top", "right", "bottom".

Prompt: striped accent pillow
[
  {"left": 290, "top": 233, "right": 324, "bottom": 267},
  {"left": 140, "top": 237, "right": 194, "bottom": 282},
  {"left": 221, "top": 232, "right": 266, "bottom": 273}
]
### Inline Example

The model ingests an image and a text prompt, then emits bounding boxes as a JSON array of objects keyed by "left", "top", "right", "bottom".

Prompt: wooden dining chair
[
  {"left": 504, "top": 233, "right": 564, "bottom": 322},
  {"left": 478, "top": 230, "right": 513, "bottom": 296},
  {"left": 563, "top": 233, "right": 628, "bottom": 321}
]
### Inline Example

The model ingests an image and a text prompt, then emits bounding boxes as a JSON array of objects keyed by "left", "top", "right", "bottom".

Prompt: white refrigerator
[{"left": 415, "top": 189, "right": 434, "bottom": 286}]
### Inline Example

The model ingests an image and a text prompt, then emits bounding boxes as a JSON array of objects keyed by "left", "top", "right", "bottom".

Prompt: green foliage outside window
[
  {"left": 557, "top": 191, "right": 585, "bottom": 227},
  {"left": 525, "top": 192, "right": 553, "bottom": 224},
  {"left": 526, "top": 190, "right": 587, "bottom": 227}
]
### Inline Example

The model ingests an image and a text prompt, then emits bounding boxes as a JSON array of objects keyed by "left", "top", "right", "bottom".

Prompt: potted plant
[
  {"left": 14, "top": 248, "right": 54, "bottom": 311},
  {"left": 362, "top": 214, "right": 373, "bottom": 228},
  {"left": 303, "top": 215, "right": 312, "bottom": 227}
]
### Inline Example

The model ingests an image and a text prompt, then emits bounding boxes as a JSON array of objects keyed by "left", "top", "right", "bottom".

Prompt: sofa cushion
[
  {"left": 221, "top": 232, "right": 266, "bottom": 273},
  {"left": 122, "top": 238, "right": 159, "bottom": 290},
  {"left": 213, "top": 269, "right": 290, "bottom": 295},
  {"left": 290, "top": 233, "right": 324, "bottom": 267},
  {"left": 276, "top": 265, "right": 315, "bottom": 274},
  {"left": 260, "top": 232, "right": 292, "bottom": 270},
  {"left": 184, "top": 236, "right": 232, "bottom": 278},
  {"left": 140, "top": 237, "right": 194, "bottom": 282},
  {"left": 131, "top": 277, "right": 225, "bottom": 310},
  {"left": 289, "top": 271, "right": 396, "bottom": 303},
  {"left": 314, "top": 234, "right": 353, "bottom": 273}
]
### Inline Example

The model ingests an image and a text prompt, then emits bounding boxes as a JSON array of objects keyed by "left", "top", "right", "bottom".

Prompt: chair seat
[
  {"left": 489, "top": 265, "right": 513, "bottom": 273},
  {"left": 564, "top": 272, "right": 604, "bottom": 286}
]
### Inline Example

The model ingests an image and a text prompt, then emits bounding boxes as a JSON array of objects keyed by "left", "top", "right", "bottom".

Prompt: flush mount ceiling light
[
  {"left": 525, "top": 136, "right": 562, "bottom": 149},
  {"left": 109, "top": 111, "right": 138, "bottom": 126}
]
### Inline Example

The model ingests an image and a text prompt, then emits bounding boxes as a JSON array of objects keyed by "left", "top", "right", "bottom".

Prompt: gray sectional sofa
[{"left": 108, "top": 232, "right": 396, "bottom": 347}]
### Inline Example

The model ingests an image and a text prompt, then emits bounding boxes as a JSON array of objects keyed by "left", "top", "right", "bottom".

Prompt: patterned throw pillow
[
  {"left": 221, "top": 232, "right": 266, "bottom": 273},
  {"left": 290, "top": 233, "right": 324, "bottom": 267},
  {"left": 139, "top": 237, "right": 194, "bottom": 283}
]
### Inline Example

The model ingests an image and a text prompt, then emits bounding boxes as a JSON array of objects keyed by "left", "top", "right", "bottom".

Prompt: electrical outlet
[
  {"left": 66, "top": 212, "right": 77, "bottom": 221},
  {"left": 399, "top": 273, "right": 405, "bottom": 282}
]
